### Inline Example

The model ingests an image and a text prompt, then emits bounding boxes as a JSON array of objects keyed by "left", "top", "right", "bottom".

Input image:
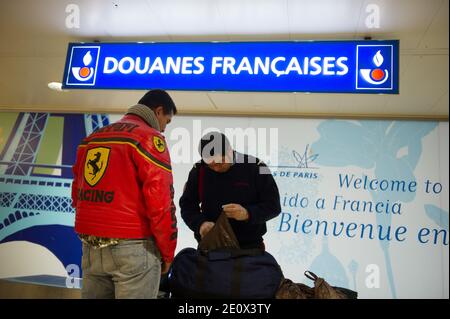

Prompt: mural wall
[
  {"left": 0, "top": 113, "right": 109, "bottom": 279},
  {"left": 0, "top": 112, "right": 448, "bottom": 298}
]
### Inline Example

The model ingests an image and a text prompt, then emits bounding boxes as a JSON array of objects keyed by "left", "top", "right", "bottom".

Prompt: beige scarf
[{"left": 126, "top": 104, "right": 161, "bottom": 132}]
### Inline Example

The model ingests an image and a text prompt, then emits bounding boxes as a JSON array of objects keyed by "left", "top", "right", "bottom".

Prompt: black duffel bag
[{"left": 168, "top": 247, "right": 283, "bottom": 299}]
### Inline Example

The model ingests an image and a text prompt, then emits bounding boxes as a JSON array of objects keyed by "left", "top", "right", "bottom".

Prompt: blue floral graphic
[{"left": 311, "top": 120, "right": 438, "bottom": 298}]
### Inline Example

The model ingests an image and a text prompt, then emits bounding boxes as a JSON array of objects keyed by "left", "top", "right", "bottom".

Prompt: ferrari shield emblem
[
  {"left": 84, "top": 147, "right": 110, "bottom": 187},
  {"left": 153, "top": 136, "right": 166, "bottom": 153}
]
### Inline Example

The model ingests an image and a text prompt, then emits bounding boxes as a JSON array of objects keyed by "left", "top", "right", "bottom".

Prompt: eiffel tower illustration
[{"left": 0, "top": 112, "right": 110, "bottom": 268}]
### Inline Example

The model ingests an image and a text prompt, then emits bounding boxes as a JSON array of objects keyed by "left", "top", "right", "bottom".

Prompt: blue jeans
[{"left": 81, "top": 238, "right": 161, "bottom": 299}]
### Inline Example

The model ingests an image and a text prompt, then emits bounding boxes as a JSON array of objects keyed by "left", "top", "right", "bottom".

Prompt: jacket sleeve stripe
[{"left": 85, "top": 137, "right": 172, "bottom": 172}]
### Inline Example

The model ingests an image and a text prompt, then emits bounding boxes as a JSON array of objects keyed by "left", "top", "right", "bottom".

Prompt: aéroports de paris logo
[
  {"left": 356, "top": 45, "right": 393, "bottom": 90},
  {"left": 84, "top": 147, "right": 110, "bottom": 187},
  {"left": 66, "top": 46, "right": 100, "bottom": 86}
]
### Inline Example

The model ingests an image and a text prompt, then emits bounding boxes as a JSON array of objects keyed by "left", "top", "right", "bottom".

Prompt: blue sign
[{"left": 62, "top": 40, "right": 399, "bottom": 93}]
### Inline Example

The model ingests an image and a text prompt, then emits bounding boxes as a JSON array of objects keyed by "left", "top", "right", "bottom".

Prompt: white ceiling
[{"left": 0, "top": 0, "right": 448, "bottom": 119}]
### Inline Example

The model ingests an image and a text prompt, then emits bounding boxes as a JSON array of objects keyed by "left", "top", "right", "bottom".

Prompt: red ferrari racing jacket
[{"left": 71, "top": 114, "right": 177, "bottom": 262}]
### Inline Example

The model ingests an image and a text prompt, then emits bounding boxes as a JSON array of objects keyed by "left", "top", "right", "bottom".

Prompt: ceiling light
[{"left": 48, "top": 82, "right": 69, "bottom": 92}]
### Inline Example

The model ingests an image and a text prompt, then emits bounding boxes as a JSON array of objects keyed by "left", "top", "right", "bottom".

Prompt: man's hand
[
  {"left": 161, "top": 261, "right": 172, "bottom": 275},
  {"left": 199, "top": 221, "right": 215, "bottom": 238},
  {"left": 222, "top": 203, "right": 249, "bottom": 221}
]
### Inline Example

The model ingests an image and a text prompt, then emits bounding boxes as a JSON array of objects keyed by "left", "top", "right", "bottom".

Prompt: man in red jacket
[{"left": 71, "top": 89, "right": 178, "bottom": 299}]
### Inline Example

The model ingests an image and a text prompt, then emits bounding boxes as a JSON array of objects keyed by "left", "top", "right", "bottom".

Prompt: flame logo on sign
[
  {"left": 360, "top": 50, "right": 389, "bottom": 85},
  {"left": 71, "top": 51, "right": 95, "bottom": 82}
]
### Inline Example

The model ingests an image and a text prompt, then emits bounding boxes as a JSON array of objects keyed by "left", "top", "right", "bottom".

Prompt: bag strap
[
  {"left": 231, "top": 257, "right": 243, "bottom": 298},
  {"left": 204, "top": 248, "right": 264, "bottom": 260},
  {"left": 195, "top": 253, "right": 208, "bottom": 292},
  {"left": 229, "top": 248, "right": 264, "bottom": 258},
  {"left": 198, "top": 164, "right": 205, "bottom": 204},
  {"left": 304, "top": 271, "right": 318, "bottom": 282}
]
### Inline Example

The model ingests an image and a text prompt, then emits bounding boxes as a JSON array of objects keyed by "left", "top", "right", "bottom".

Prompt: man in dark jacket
[{"left": 179, "top": 132, "right": 281, "bottom": 249}]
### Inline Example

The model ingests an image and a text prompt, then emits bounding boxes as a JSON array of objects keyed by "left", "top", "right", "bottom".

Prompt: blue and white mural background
[
  {"left": 168, "top": 116, "right": 449, "bottom": 299},
  {"left": 0, "top": 112, "right": 448, "bottom": 298}
]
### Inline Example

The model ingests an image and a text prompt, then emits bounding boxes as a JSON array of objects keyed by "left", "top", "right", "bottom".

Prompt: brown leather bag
[
  {"left": 304, "top": 271, "right": 348, "bottom": 299},
  {"left": 276, "top": 271, "right": 358, "bottom": 299},
  {"left": 197, "top": 212, "right": 240, "bottom": 251},
  {"left": 196, "top": 165, "right": 240, "bottom": 252},
  {"left": 275, "top": 278, "right": 313, "bottom": 299}
]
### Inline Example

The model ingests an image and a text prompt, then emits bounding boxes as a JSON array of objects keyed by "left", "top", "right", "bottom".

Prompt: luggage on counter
[
  {"left": 164, "top": 210, "right": 357, "bottom": 299},
  {"left": 275, "top": 271, "right": 358, "bottom": 299},
  {"left": 167, "top": 212, "right": 283, "bottom": 298},
  {"left": 168, "top": 246, "right": 283, "bottom": 298}
]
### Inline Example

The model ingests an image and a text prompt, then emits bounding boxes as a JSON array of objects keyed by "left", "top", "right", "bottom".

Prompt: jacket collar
[{"left": 125, "top": 104, "right": 161, "bottom": 132}]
